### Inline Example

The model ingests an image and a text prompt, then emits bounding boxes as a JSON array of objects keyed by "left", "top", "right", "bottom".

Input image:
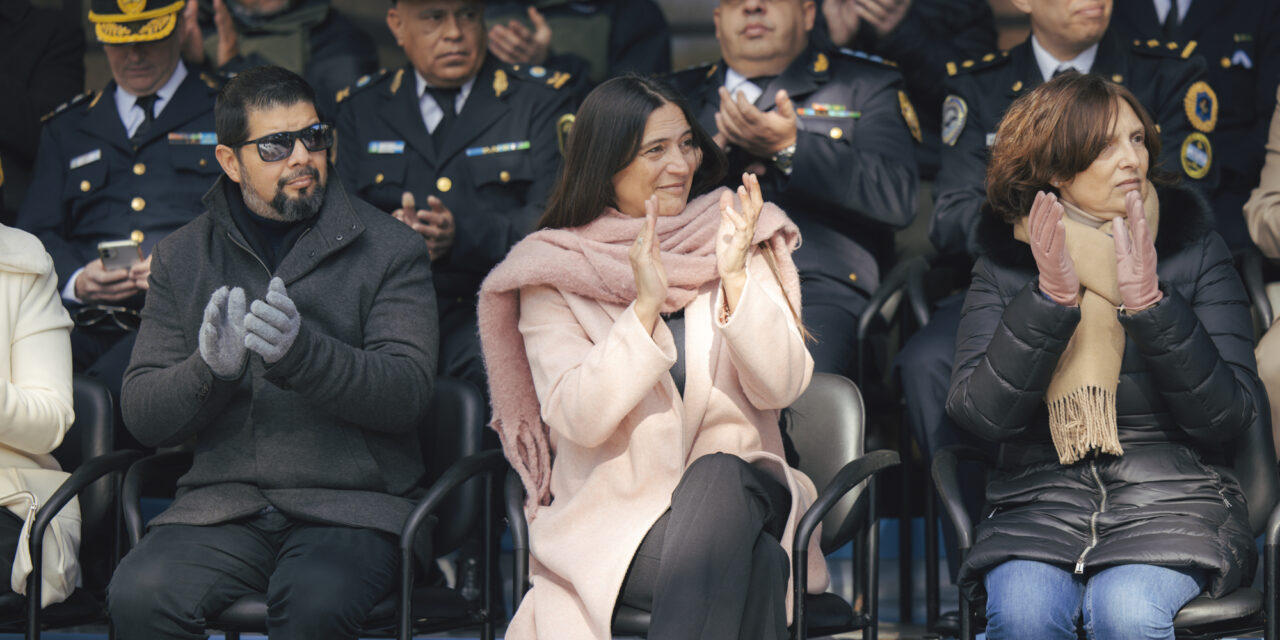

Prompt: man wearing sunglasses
[
  {"left": 16, "top": 0, "right": 222, "bottom": 417},
  {"left": 108, "top": 65, "right": 437, "bottom": 639},
  {"left": 336, "top": 0, "right": 575, "bottom": 399}
]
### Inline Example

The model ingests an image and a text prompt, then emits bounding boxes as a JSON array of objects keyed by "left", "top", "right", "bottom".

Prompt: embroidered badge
[
  {"left": 898, "top": 91, "right": 922, "bottom": 143},
  {"left": 1180, "top": 132, "right": 1212, "bottom": 179},
  {"left": 1184, "top": 81, "right": 1218, "bottom": 133},
  {"left": 941, "top": 95, "right": 968, "bottom": 147},
  {"left": 167, "top": 132, "right": 218, "bottom": 145},
  {"left": 367, "top": 141, "right": 405, "bottom": 155},
  {"left": 494, "top": 69, "right": 509, "bottom": 98},
  {"left": 557, "top": 113, "right": 575, "bottom": 156},
  {"left": 69, "top": 149, "right": 102, "bottom": 170},
  {"left": 813, "top": 53, "right": 829, "bottom": 73},
  {"left": 530, "top": 66, "right": 547, "bottom": 78},
  {"left": 465, "top": 140, "right": 530, "bottom": 157},
  {"left": 1231, "top": 50, "right": 1254, "bottom": 69}
]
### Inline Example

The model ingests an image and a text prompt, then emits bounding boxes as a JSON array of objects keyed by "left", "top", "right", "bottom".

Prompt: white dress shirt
[
  {"left": 1031, "top": 35, "right": 1099, "bottom": 83},
  {"left": 414, "top": 70, "right": 476, "bottom": 133},
  {"left": 113, "top": 60, "right": 188, "bottom": 139}
]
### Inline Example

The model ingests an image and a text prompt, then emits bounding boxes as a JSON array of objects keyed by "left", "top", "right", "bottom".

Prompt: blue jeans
[{"left": 984, "top": 560, "right": 1205, "bottom": 640}]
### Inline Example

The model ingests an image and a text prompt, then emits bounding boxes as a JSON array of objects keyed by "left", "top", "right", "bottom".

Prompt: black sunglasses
[
  {"left": 73, "top": 305, "right": 141, "bottom": 331},
  {"left": 235, "top": 123, "right": 335, "bottom": 162}
]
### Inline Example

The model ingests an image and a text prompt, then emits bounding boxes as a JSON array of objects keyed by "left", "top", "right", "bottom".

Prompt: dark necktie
[
  {"left": 425, "top": 87, "right": 460, "bottom": 146},
  {"left": 1162, "top": 0, "right": 1180, "bottom": 40},
  {"left": 131, "top": 94, "right": 158, "bottom": 145},
  {"left": 748, "top": 75, "right": 776, "bottom": 90},
  {"left": 1053, "top": 65, "right": 1074, "bottom": 78}
]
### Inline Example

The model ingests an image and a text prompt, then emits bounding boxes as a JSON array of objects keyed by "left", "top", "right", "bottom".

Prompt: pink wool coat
[{"left": 505, "top": 251, "right": 829, "bottom": 640}]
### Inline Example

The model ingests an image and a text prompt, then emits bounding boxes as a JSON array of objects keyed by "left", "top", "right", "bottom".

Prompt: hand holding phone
[{"left": 98, "top": 239, "right": 141, "bottom": 271}]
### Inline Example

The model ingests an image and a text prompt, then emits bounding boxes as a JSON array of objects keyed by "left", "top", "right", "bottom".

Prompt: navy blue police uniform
[
  {"left": 17, "top": 66, "right": 221, "bottom": 401},
  {"left": 669, "top": 47, "right": 919, "bottom": 378},
  {"left": 1111, "top": 0, "right": 1280, "bottom": 249},
  {"left": 335, "top": 57, "right": 575, "bottom": 394}
]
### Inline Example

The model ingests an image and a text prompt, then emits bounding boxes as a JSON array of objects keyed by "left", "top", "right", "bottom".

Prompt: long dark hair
[{"left": 537, "top": 75, "right": 727, "bottom": 230}]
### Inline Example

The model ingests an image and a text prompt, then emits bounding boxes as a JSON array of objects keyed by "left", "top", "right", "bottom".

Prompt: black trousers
[
  {"left": 804, "top": 288, "right": 869, "bottom": 379},
  {"left": 108, "top": 510, "right": 398, "bottom": 640},
  {"left": 616, "top": 453, "right": 793, "bottom": 640}
]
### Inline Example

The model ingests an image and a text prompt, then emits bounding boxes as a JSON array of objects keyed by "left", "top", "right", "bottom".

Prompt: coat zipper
[
  {"left": 226, "top": 227, "right": 313, "bottom": 279},
  {"left": 1074, "top": 459, "right": 1108, "bottom": 574}
]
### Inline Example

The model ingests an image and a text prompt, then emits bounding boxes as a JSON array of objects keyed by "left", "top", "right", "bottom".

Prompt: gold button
[
  {"left": 133, "top": 163, "right": 146, "bottom": 175},
  {"left": 1012, "top": 80, "right": 1023, "bottom": 92},
  {"left": 131, "top": 197, "right": 145, "bottom": 211},
  {"left": 848, "top": 273, "right": 857, "bottom": 282},
  {"left": 499, "top": 171, "right": 511, "bottom": 183},
  {"left": 1111, "top": 74, "right": 1123, "bottom": 83},
  {"left": 375, "top": 173, "right": 385, "bottom": 184},
  {"left": 199, "top": 158, "right": 208, "bottom": 167},
  {"left": 1221, "top": 57, "right": 1232, "bottom": 68},
  {"left": 436, "top": 177, "right": 452, "bottom": 192},
  {"left": 80, "top": 180, "right": 91, "bottom": 192},
  {"left": 130, "top": 230, "right": 145, "bottom": 244},
  {"left": 982, "top": 53, "right": 995, "bottom": 62},
  {"left": 829, "top": 127, "right": 843, "bottom": 140}
]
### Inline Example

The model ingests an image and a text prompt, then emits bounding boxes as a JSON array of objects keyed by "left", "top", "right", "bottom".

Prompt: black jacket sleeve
[{"left": 946, "top": 260, "right": 1081, "bottom": 442}]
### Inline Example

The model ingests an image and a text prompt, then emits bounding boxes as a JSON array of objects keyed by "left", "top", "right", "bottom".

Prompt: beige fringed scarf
[{"left": 1014, "top": 188, "right": 1160, "bottom": 464}]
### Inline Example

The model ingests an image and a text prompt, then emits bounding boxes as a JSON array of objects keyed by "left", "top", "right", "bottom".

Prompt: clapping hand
[
  {"left": 716, "top": 88, "right": 798, "bottom": 159},
  {"left": 488, "top": 6, "right": 552, "bottom": 66},
  {"left": 199, "top": 286, "right": 247, "bottom": 379},
  {"left": 1028, "top": 191, "right": 1080, "bottom": 307},
  {"left": 629, "top": 195, "right": 667, "bottom": 333},
  {"left": 244, "top": 277, "right": 300, "bottom": 364},
  {"left": 717, "top": 174, "right": 763, "bottom": 313},
  {"left": 394, "top": 192, "right": 455, "bottom": 261},
  {"left": 1113, "top": 190, "right": 1162, "bottom": 311}
]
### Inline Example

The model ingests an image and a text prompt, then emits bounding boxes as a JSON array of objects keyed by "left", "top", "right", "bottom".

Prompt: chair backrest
[
  {"left": 1229, "top": 395, "right": 1280, "bottom": 537},
  {"left": 421, "top": 376, "right": 487, "bottom": 552},
  {"left": 783, "top": 373, "right": 866, "bottom": 552},
  {"left": 52, "top": 374, "right": 116, "bottom": 591}
]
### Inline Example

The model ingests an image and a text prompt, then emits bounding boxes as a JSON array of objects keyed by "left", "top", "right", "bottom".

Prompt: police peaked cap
[{"left": 89, "top": 0, "right": 185, "bottom": 44}]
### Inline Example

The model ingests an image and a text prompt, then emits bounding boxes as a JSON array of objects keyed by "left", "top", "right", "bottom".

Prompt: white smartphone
[{"left": 98, "top": 239, "right": 141, "bottom": 271}]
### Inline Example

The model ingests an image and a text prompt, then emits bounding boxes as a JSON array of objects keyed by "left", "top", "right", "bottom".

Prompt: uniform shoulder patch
[
  {"left": 545, "top": 70, "right": 572, "bottom": 90},
  {"left": 41, "top": 91, "right": 96, "bottom": 122},
  {"left": 199, "top": 72, "right": 232, "bottom": 91},
  {"left": 1184, "top": 80, "right": 1218, "bottom": 133},
  {"left": 945, "top": 50, "right": 1009, "bottom": 76},
  {"left": 941, "top": 94, "right": 968, "bottom": 146},
  {"left": 1180, "top": 132, "right": 1212, "bottom": 179},
  {"left": 336, "top": 68, "right": 390, "bottom": 104},
  {"left": 839, "top": 49, "right": 898, "bottom": 68}
]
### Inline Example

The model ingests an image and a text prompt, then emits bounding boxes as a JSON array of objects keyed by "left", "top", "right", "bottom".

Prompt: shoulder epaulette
[
  {"left": 945, "top": 50, "right": 1011, "bottom": 77},
  {"left": 199, "top": 72, "right": 229, "bottom": 91},
  {"left": 40, "top": 91, "right": 96, "bottom": 123},
  {"left": 1132, "top": 38, "right": 1199, "bottom": 60},
  {"left": 335, "top": 68, "right": 390, "bottom": 104},
  {"left": 838, "top": 49, "right": 899, "bottom": 68},
  {"left": 505, "top": 64, "right": 569, "bottom": 90}
]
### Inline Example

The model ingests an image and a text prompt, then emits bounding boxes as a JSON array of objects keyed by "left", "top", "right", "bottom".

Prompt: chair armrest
[
  {"left": 904, "top": 256, "right": 932, "bottom": 329},
  {"left": 931, "top": 445, "right": 994, "bottom": 554},
  {"left": 122, "top": 451, "right": 193, "bottom": 548},
  {"left": 399, "top": 449, "right": 508, "bottom": 555},
  {"left": 27, "top": 449, "right": 144, "bottom": 626},
  {"left": 792, "top": 449, "right": 900, "bottom": 637},
  {"left": 1240, "top": 248, "right": 1273, "bottom": 330},
  {"left": 505, "top": 467, "right": 530, "bottom": 609},
  {"left": 1265, "top": 498, "right": 1280, "bottom": 640}
]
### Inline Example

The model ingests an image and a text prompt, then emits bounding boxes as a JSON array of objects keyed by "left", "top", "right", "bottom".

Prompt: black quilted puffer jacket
[{"left": 946, "top": 184, "right": 1264, "bottom": 601}]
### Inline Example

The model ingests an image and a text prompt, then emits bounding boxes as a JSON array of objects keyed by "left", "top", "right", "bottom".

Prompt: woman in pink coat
[{"left": 478, "top": 75, "right": 827, "bottom": 640}]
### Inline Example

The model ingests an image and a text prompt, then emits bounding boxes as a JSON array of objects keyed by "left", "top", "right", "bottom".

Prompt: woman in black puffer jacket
[{"left": 946, "top": 72, "right": 1264, "bottom": 640}]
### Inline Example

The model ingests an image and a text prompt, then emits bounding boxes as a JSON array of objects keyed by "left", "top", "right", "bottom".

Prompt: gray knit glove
[
  {"left": 199, "top": 286, "right": 248, "bottom": 379},
  {"left": 244, "top": 277, "right": 300, "bottom": 364}
]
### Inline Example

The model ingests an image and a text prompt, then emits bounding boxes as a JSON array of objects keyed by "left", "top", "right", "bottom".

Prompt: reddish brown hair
[{"left": 985, "top": 71, "right": 1165, "bottom": 224}]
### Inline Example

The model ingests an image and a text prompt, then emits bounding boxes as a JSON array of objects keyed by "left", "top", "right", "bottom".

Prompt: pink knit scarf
[{"left": 477, "top": 187, "right": 802, "bottom": 516}]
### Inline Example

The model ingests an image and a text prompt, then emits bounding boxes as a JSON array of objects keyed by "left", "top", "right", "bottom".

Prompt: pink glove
[
  {"left": 1113, "top": 190, "right": 1163, "bottom": 311},
  {"left": 1028, "top": 191, "right": 1080, "bottom": 306}
]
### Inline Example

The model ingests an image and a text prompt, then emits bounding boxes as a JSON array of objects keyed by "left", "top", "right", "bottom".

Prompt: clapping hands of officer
[
  {"left": 181, "top": 0, "right": 238, "bottom": 68},
  {"left": 716, "top": 88, "right": 798, "bottom": 159},
  {"left": 488, "top": 6, "right": 552, "bottom": 66},
  {"left": 394, "top": 191, "right": 456, "bottom": 261}
]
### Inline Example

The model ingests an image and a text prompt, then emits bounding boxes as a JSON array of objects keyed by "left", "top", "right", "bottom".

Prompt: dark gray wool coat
[
  {"left": 947, "top": 184, "right": 1264, "bottom": 601},
  {"left": 122, "top": 172, "right": 438, "bottom": 537}
]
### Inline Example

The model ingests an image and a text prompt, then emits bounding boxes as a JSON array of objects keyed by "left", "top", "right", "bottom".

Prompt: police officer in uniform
[
  {"left": 1111, "top": 0, "right": 1280, "bottom": 249},
  {"left": 484, "top": 0, "right": 672, "bottom": 97},
  {"left": 336, "top": 0, "right": 574, "bottom": 395},
  {"left": 898, "top": 0, "right": 1218, "bottom": 582},
  {"left": 668, "top": 0, "right": 919, "bottom": 379},
  {"left": 17, "top": 0, "right": 221, "bottom": 409}
]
